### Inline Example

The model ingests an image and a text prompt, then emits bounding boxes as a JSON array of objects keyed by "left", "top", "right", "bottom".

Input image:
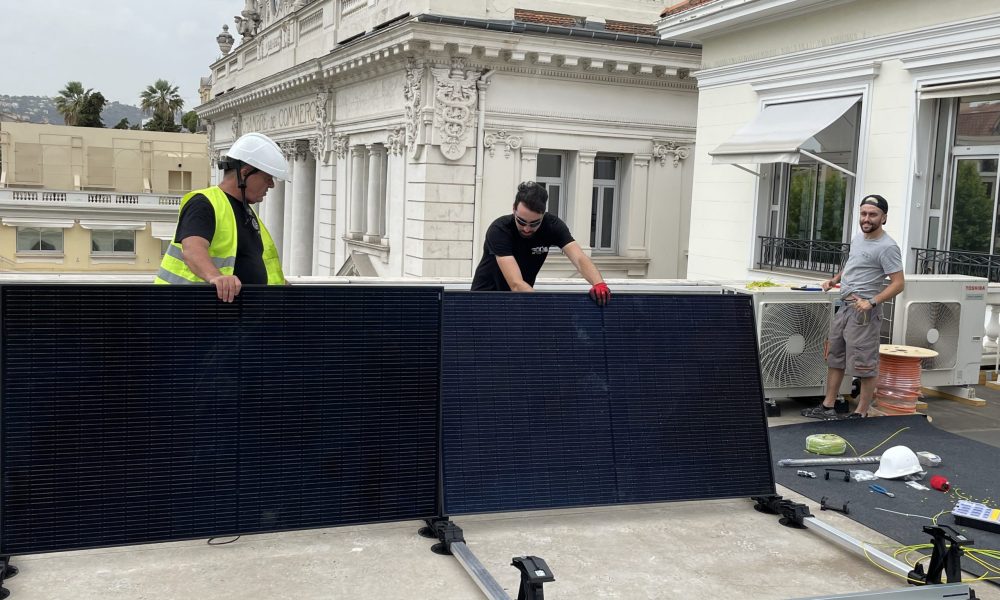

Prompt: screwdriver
[{"left": 869, "top": 484, "right": 895, "bottom": 498}]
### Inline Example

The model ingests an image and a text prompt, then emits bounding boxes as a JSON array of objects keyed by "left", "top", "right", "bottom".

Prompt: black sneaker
[
  {"left": 801, "top": 405, "right": 838, "bottom": 419},
  {"left": 841, "top": 412, "right": 865, "bottom": 420}
]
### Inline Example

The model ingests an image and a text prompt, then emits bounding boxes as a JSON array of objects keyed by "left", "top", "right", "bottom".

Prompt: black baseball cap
[{"left": 860, "top": 194, "right": 888, "bottom": 214}]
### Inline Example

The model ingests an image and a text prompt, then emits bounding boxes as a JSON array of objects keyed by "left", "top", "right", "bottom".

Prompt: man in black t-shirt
[
  {"left": 471, "top": 181, "right": 611, "bottom": 305},
  {"left": 174, "top": 192, "right": 268, "bottom": 286}
]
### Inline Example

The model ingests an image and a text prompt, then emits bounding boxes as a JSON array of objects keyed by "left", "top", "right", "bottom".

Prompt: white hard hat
[
  {"left": 875, "top": 445, "right": 923, "bottom": 479},
  {"left": 225, "top": 132, "right": 290, "bottom": 181}
]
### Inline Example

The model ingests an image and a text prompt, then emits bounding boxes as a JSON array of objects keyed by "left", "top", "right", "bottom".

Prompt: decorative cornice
[
  {"left": 652, "top": 140, "right": 690, "bottom": 167},
  {"left": 198, "top": 20, "right": 701, "bottom": 117},
  {"left": 483, "top": 129, "right": 522, "bottom": 159},
  {"left": 694, "top": 13, "right": 1000, "bottom": 89},
  {"left": 487, "top": 107, "right": 696, "bottom": 134}
]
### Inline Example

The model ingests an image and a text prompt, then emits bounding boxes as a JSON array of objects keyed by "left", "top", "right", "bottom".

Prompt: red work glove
[{"left": 589, "top": 282, "right": 611, "bottom": 306}]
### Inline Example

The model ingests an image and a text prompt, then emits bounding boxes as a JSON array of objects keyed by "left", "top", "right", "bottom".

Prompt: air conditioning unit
[
  {"left": 724, "top": 286, "right": 838, "bottom": 401},
  {"left": 889, "top": 274, "right": 987, "bottom": 387}
]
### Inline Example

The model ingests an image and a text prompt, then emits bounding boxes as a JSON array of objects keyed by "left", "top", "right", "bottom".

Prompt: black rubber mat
[{"left": 770, "top": 415, "right": 1000, "bottom": 582}]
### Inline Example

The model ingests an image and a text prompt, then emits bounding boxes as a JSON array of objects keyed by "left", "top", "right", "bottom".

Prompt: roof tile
[{"left": 660, "top": 0, "right": 717, "bottom": 18}]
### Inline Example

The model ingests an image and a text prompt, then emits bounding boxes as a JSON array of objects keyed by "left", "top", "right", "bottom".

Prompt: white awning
[
  {"left": 150, "top": 221, "right": 177, "bottom": 241},
  {"left": 710, "top": 95, "right": 861, "bottom": 169},
  {"left": 919, "top": 78, "right": 1000, "bottom": 100},
  {"left": 78, "top": 220, "right": 147, "bottom": 231},
  {"left": 1, "top": 217, "right": 75, "bottom": 229}
]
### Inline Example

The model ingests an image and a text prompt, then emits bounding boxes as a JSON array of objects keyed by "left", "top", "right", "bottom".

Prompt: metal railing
[
  {"left": 912, "top": 247, "right": 1000, "bottom": 282},
  {"left": 757, "top": 236, "right": 850, "bottom": 276}
]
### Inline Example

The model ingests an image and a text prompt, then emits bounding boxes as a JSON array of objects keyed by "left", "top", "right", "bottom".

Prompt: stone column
[
  {"left": 290, "top": 141, "right": 316, "bottom": 276},
  {"left": 279, "top": 141, "right": 298, "bottom": 271},
  {"left": 268, "top": 170, "right": 289, "bottom": 258},
  {"left": 378, "top": 144, "right": 389, "bottom": 240},
  {"left": 349, "top": 146, "right": 367, "bottom": 239},
  {"left": 365, "top": 144, "right": 385, "bottom": 243}
]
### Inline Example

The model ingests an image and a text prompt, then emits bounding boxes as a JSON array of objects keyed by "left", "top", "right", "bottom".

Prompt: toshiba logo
[{"left": 966, "top": 284, "right": 987, "bottom": 292}]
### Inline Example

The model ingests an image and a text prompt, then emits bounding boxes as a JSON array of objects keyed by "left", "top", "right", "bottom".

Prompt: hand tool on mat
[{"left": 869, "top": 484, "right": 895, "bottom": 498}]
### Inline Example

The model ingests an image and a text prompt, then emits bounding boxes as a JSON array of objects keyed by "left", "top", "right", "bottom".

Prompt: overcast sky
[{"left": 0, "top": 0, "right": 241, "bottom": 109}]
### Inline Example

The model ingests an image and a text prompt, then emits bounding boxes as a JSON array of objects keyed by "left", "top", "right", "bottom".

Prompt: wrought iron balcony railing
[
  {"left": 912, "top": 247, "right": 1000, "bottom": 282},
  {"left": 757, "top": 236, "right": 850, "bottom": 276}
]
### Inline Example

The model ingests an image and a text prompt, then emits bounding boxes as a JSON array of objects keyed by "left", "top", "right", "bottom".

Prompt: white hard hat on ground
[
  {"left": 225, "top": 132, "right": 290, "bottom": 181},
  {"left": 875, "top": 445, "right": 923, "bottom": 479}
]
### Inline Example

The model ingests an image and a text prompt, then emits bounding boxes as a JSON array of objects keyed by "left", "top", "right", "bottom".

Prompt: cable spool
[
  {"left": 805, "top": 434, "right": 847, "bottom": 455},
  {"left": 873, "top": 345, "right": 937, "bottom": 416}
]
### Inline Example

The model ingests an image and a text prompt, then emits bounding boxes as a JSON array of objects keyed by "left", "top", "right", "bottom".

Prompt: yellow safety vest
[{"left": 154, "top": 186, "right": 285, "bottom": 286}]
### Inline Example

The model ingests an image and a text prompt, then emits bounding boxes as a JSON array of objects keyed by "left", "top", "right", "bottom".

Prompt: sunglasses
[{"left": 514, "top": 213, "right": 544, "bottom": 229}]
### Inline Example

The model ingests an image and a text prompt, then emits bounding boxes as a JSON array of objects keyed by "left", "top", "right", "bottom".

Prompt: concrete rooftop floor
[{"left": 6, "top": 387, "right": 1000, "bottom": 600}]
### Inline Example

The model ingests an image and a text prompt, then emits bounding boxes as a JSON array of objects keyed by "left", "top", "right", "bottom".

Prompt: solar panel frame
[{"left": 0, "top": 284, "right": 443, "bottom": 555}]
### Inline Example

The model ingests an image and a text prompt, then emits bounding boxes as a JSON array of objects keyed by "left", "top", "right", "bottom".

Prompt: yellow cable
[
  {"left": 868, "top": 542, "right": 1000, "bottom": 583},
  {"left": 857, "top": 426, "right": 910, "bottom": 457}
]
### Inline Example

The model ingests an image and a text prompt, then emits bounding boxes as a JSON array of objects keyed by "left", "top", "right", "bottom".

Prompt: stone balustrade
[{"left": 1, "top": 188, "right": 182, "bottom": 208}]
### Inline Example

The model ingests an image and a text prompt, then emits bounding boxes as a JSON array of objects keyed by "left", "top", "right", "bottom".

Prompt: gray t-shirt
[{"left": 839, "top": 231, "right": 903, "bottom": 300}]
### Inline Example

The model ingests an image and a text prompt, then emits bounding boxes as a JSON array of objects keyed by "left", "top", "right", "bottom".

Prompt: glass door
[{"left": 947, "top": 155, "right": 998, "bottom": 253}]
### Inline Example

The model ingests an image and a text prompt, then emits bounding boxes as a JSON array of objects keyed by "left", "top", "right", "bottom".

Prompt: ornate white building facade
[{"left": 197, "top": 0, "right": 700, "bottom": 278}]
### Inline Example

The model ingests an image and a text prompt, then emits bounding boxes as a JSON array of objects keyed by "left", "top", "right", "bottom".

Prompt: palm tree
[
  {"left": 140, "top": 79, "right": 184, "bottom": 123},
  {"left": 54, "top": 81, "right": 92, "bottom": 126}
]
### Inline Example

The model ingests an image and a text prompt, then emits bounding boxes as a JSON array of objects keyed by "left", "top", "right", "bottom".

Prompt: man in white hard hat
[{"left": 155, "top": 132, "right": 290, "bottom": 302}]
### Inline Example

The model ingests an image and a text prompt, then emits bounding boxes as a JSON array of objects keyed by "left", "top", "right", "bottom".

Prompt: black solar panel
[
  {"left": 0, "top": 285, "right": 441, "bottom": 555},
  {"left": 440, "top": 293, "right": 774, "bottom": 515}
]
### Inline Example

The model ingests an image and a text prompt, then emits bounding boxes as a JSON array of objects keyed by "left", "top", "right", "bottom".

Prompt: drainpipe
[{"left": 472, "top": 69, "right": 496, "bottom": 275}]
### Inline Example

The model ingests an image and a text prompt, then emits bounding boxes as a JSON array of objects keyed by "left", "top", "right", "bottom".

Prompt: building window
[
  {"left": 755, "top": 101, "right": 861, "bottom": 275},
  {"left": 767, "top": 103, "right": 860, "bottom": 245},
  {"left": 168, "top": 170, "right": 193, "bottom": 195},
  {"left": 590, "top": 156, "right": 619, "bottom": 253},
  {"left": 17, "top": 227, "right": 63, "bottom": 252},
  {"left": 926, "top": 95, "right": 1000, "bottom": 254},
  {"left": 536, "top": 151, "right": 567, "bottom": 220},
  {"left": 91, "top": 230, "right": 136, "bottom": 254},
  {"left": 914, "top": 94, "right": 1000, "bottom": 281}
]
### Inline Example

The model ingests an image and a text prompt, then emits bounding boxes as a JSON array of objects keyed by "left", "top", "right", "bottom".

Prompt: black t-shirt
[
  {"left": 173, "top": 192, "right": 268, "bottom": 285},
  {"left": 471, "top": 214, "right": 574, "bottom": 291}
]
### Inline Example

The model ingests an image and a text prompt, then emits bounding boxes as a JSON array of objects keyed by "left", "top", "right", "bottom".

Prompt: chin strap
[{"left": 234, "top": 163, "right": 261, "bottom": 223}]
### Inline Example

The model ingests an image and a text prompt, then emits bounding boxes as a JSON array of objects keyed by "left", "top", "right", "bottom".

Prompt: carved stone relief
[
  {"left": 308, "top": 136, "right": 322, "bottom": 161},
  {"left": 331, "top": 134, "right": 349, "bottom": 160},
  {"left": 231, "top": 115, "right": 242, "bottom": 139},
  {"left": 483, "top": 130, "right": 522, "bottom": 159},
  {"left": 403, "top": 58, "right": 425, "bottom": 160},
  {"left": 652, "top": 141, "right": 690, "bottom": 167},
  {"left": 430, "top": 58, "right": 479, "bottom": 162},
  {"left": 279, "top": 140, "right": 298, "bottom": 160},
  {"left": 386, "top": 127, "right": 405, "bottom": 156}
]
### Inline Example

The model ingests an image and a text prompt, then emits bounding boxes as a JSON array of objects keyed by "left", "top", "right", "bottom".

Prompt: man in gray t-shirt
[{"left": 802, "top": 194, "right": 906, "bottom": 420}]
